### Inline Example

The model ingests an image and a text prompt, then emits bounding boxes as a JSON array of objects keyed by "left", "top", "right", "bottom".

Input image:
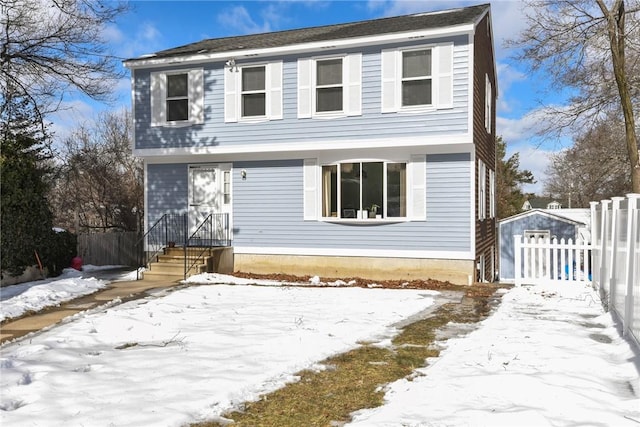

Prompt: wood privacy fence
[
  {"left": 590, "top": 194, "right": 640, "bottom": 347},
  {"left": 514, "top": 236, "right": 592, "bottom": 287},
  {"left": 77, "top": 232, "right": 141, "bottom": 267}
]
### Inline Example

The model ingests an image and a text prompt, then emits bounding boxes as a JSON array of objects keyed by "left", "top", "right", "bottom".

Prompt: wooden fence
[
  {"left": 77, "top": 232, "right": 141, "bottom": 267},
  {"left": 590, "top": 194, "right": 640, "bottom": 347}
]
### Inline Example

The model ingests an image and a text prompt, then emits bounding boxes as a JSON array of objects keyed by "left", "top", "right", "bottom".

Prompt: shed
[{"left": 498, "top": 209, "right": 590, "bottom": 282}]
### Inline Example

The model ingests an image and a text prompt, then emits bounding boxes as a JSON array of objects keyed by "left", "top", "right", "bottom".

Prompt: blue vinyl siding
[
  {"left": 146, "top": 164, "right": 188, "bottom": 223},
  {"left": 133, "top": 35, "right": 470, "bottom": 151},
  {"left": 231, "top": 153, "right": 471, "bottom": 252}
]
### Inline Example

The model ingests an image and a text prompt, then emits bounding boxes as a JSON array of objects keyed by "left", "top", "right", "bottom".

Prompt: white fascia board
[
  {"left": 124, "top": 24, "right": 475, "bottom": 70},
  {"left": 233, "top": 246, "right": 474, "bottom": 261},
  {"left": 134, "top": 134, "right": 474, "bottom": 161}
]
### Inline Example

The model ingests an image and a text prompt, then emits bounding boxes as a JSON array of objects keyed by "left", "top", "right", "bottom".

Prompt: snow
[
  {"left": 347, "top": 282, "right": 640, "bottom": 427},
  {"left": 1, "top": 272, "right": 639, "bottom": 426},
  {"left": 0, "top": 266, "right": 133, "bottom": 323}
]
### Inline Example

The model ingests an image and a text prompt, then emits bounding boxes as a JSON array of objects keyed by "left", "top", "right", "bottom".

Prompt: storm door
[{"left": 188, "top": 164, "right": 232, "bottom": 244}]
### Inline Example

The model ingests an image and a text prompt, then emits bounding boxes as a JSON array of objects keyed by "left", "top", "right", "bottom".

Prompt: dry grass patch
[{"left": 193, "top": 286, "right": 502, "bottom": 427}]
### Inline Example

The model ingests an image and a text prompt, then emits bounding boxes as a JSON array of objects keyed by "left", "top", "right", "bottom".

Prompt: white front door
[{"left": 188, "top": 164, "right": 232, "bottom": 240}]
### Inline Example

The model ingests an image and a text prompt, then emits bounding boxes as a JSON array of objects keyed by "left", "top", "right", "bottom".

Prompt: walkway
[{"left": 0, "top": 275, "right": 183, "bottom": 344}]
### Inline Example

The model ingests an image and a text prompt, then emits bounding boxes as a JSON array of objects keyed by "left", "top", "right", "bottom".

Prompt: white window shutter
[
  {"left": 345, "top": 53, "right": 362, "bottom": 116},
  {"left": 381, "top": 49, "right": 397, "bottom": 113},
  {"left": 189, "top": 69, "right": 204, "bottom": 124},
  {"left": 303, "top": 158, "right": 317, "bottom": 220},
  {"left": 224, "top": 68, "right": 238, "bottom": 123},
  {"left": 150, "top": 72, "right": 166, "bottom": 126},
  {"left": 485, "top": 74, "right": 492, "bottom": 132},
  {"left": 268, "top": 61, "right": 283, "bottom": 120},
  {"left": 436, "top": 43, "right": 453, "bottom": 109},
  {"left": 410, "top": 155, "right": 426, "bottom": 220},
  {"left": 298, "top": 58, "right": 312, "bottom": 118}
]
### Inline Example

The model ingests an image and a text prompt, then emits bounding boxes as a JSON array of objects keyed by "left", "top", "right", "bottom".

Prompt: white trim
[
  {"left": 124, "top": 25, "right": 476, "bottom": 70},
  {"left": 134, "top": 134, "right": 473, "bottom": 159},
  {"left": 233, "top": 246, "right": 474, "bottom": 260},
  {"left": 466, "top": 33, "right": 474, "bottom": 141},
  {"left": 151, "top": 68, "right": 204, "bottom": 126}
]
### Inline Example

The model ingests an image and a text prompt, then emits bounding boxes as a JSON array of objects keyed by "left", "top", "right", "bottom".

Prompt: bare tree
[
  {"left": 543, "top": 116, "right": 633, "bottom": 206},
  {"left": 0, "top": 0, "right": 128, "bottom": 128},
  {"left": 50, "top": 109, "right": 143, "bottom": 233},
  {"left": 507, "top": 0, "right": 640, "bottom": 192}
]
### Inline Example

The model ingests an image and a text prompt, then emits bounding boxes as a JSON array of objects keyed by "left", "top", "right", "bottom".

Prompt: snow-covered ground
[
  {"left": 0, "top": 266, "right": 135, "bottom": 323},
  {"left": 1, "top": 272, "right": 639, "bottom": 426}
]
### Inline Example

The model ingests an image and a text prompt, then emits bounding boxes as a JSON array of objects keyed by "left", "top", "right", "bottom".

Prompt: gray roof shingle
[{"left": 136, "top": 3, "right": 489, "bottom": 61}]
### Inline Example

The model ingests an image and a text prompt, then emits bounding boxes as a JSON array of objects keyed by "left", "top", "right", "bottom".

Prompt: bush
[{"left": 43, "top": 230, "right": 78, "bottom": 277}]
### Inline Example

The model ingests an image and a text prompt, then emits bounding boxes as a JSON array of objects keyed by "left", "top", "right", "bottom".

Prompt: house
[
  {"left": 522, "top": 197, "right": 568, "bottom": 211},
  {"left": 123, "top": 3, "right": 497, "bottom": 285},
  {"left": 498, "top": 208, "right": 591, "bottom": 282}
]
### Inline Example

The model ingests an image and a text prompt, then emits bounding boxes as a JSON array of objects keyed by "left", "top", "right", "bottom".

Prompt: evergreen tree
[
  {"left": 496, "top": 137, "right": 536, "bottom": 219},
  {"left": 0, "top": 95, "right": 56, "bottom": 275}
]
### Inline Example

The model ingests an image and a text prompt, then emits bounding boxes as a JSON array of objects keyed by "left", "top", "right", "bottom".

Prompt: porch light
[{"left": 226, "top": 58, "right": 239, "bottom": 72}]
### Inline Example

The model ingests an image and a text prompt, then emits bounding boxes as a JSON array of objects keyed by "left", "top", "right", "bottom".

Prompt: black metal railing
[
  {"left": 135, "top": 213, "right": 230, "bottom": 280},
  {"left": 184, "top": 213, "right": 231, "bottom": 278}
]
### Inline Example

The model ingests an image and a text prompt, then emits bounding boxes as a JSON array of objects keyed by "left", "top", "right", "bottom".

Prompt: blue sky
[{"left": 52, "top": 0, "right": 566, "bottom": 194}]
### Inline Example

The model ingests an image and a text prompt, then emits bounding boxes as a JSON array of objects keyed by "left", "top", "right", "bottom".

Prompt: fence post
[
  {"left": 515, "top": 235, "right": 522, "bottom": 287},
  {"left": 623, "top": 194, "right": 640, "bottom": 337},
  {"left": 609, "top": 197, "right": 624, "bottom": 311}
]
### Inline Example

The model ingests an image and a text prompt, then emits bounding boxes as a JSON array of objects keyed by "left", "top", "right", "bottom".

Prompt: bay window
[{"left": 321, "top": 161, "right": 406, "bottom": 219}]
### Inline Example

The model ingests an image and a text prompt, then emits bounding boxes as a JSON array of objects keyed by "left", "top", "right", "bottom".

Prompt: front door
[{"left": 188, "top": 164, "right": 232, "bottom": 242}]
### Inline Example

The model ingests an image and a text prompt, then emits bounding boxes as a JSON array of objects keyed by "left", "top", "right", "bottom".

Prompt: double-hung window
[
  {"left": 321, "top": 161, "right": 406, "bottom": 219},
  {"left": 316, "top": 58, "right": 343, "bottom": 113},
  {"left": 297, "top": 53, "right": 361, "bottom": 118},
  {"left": 381, "top": 43, "right": 453, "bottom": 112},
  {"left": 166, "top": 74, "right": 189, "bottom": 121},
  {"left": 401, "top": 49, "right": 432, "bottom": 107},
  {"left": 150, "top": 69, "right": 204, "bottom": 126},
  {"left": 241, "top": 66, "right": 266, "bottom": 117},
  {"left": 224, "top": 61, "right": 282, "bottom": 122}
]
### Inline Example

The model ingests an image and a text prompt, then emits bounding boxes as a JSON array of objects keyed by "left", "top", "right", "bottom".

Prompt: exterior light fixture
[{"left": 226, "top": 58, "right": 238, "bottom": 72}]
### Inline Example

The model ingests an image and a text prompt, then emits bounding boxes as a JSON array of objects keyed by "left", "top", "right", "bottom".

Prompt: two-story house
[{"left": 123, "top": 3, "right": 497, "bottom": 285}]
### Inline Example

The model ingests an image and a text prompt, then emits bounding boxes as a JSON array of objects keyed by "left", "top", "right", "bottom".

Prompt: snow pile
[
  {"left": 347, "top": 282, "right": 640, "bottom": 427},
  {"left": 0, "top": 268, "right": 112, "bottom": 322}
]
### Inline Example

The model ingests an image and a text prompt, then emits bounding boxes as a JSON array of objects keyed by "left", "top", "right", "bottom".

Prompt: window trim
[
  {"left": 400, "top": 47, "right": 433, "bottom": 109},
  {"left": 240, "top": 65, "right": 267, "bottom": 119},
  {"left": 478, "top": 159, "right": 486, "bottom": 220},
  {"left": 303, "top": 156, "right": 425, "bottom": 223},
  {"left": 485, "top": 74, "right": 492, "bottom": 133},
  {"left": 298, "top": 53, "right": 362, "bottom": 119},
  {"left": 314, "top": 57, "right": 344, "bottom": 115},
  {"left": 381, "top": 42, "right": 453, "bottom": 113},
  {"left": 165, "top": 73, "right": 189, "bottom": 122},
  {"left": 150, "top": 68, "right": 204, "bottom": 127},
  {"left": 225, "top": 60, "right": 283, "bottom": 123}
]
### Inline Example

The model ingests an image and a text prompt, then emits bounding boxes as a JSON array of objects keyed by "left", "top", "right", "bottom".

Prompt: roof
[
  {"left": 498, "top": 208, "right": 590, "bottom": 227},
  {"left": 126, "top": 3, "right": 489, "bottom": 63}
]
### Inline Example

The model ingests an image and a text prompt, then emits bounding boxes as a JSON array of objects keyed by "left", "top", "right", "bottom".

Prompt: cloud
[
  {"left": 509, "top": 145, "right": 553, "bottom": 194},
  {"left": 217, "top": 5, "right": 272, "bottom": 35}
]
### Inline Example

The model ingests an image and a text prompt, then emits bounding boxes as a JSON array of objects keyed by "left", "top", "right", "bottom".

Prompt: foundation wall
[{"left": 233, "top": 253, "right": 474, "bottom": 285}]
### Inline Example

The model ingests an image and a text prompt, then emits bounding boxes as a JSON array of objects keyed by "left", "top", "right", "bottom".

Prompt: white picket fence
[
  {"left": 590, "top": 194, "right": 640, "bottom": 346},
  {"left": 514, "top": 236, "right": 592, "bottom": 287}
]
